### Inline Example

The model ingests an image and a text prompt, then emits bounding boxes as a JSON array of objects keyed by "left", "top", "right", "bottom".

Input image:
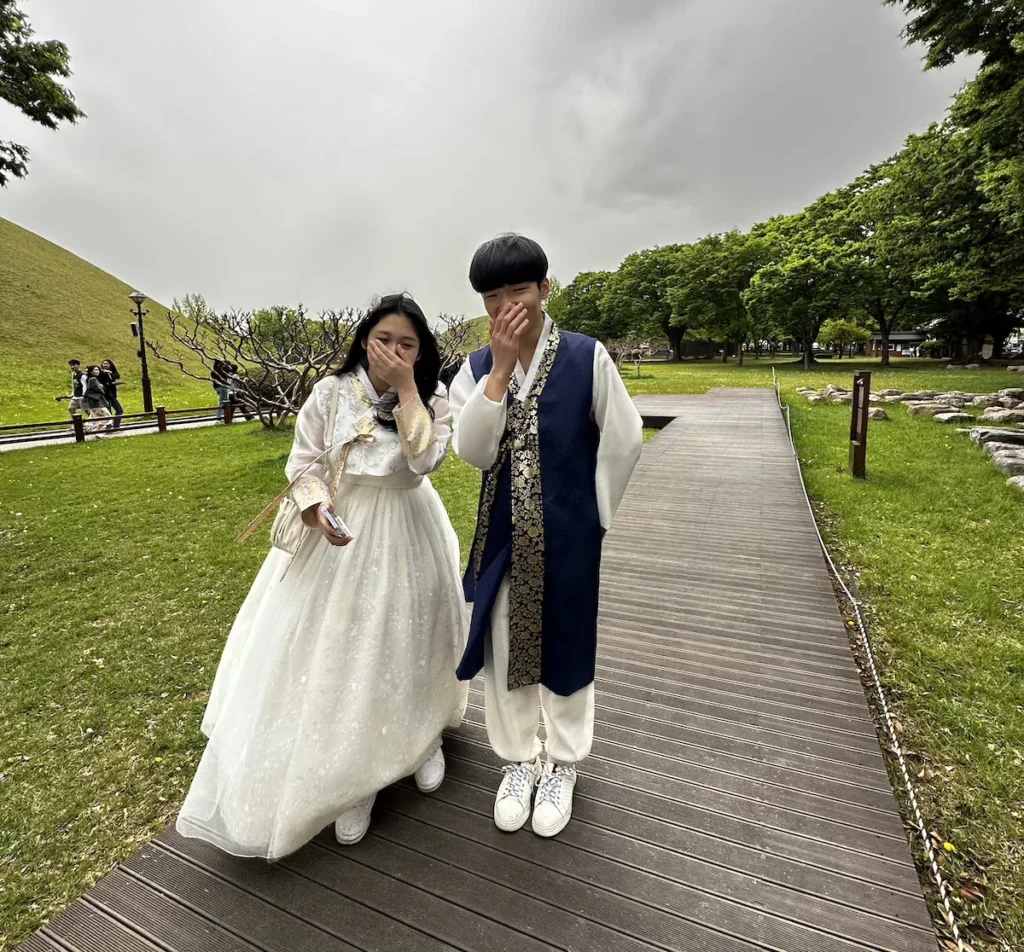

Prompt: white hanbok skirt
[{"left": 176, "top": 470, "right": 469, "bottom": 860}]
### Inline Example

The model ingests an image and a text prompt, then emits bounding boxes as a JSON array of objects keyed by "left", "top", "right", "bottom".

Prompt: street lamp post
[{"left": 129, "top": 290, "right": 154, "bottom": 413}]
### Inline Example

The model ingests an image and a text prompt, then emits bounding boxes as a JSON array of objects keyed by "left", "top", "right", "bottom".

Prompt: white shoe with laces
[
  {"left": 493, "top": 757, "right": 542, "bottom": 832},
  {"left": 415, "top": 743, "right": 446, "bottom": 793},
  {"left": 334, "top": 794, "right": 375, "bottom": 845},
  {"left": 531, "top": 762, "right": 577, "bottom": 838}
]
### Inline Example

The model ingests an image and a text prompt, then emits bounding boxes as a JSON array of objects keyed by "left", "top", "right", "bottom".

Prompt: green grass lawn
[{"left": 1, "top": 357, "right": 1023, "bottom": 950}]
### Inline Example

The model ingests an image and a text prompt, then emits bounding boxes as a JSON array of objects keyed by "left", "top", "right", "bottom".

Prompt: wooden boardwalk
[{"left": 20, "top": 388, "right": 936, "bottom": 952}]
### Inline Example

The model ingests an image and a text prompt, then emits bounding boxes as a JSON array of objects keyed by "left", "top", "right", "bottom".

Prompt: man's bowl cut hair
[{"left": 469, "top": 234, "right": 548, "bottom": 294}]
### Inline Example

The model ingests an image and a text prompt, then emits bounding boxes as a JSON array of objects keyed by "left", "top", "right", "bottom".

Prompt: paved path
[
  {"left": 20, "top": 389, "right": 935, "bottom": 952},
  {"left": 0, "top": 418, "right": 225, "bottom": 452}
]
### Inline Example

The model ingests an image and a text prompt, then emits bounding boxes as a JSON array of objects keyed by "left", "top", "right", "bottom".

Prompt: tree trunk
[
  {"left": 879, "top": 322, "right": 891, "bottom": 368},
  {"left": 803, "top": 338, "right": 811, "bottom": 369},
  {"left": 722, "top": 342, "right": 729, "bottom": 364},
  {"left": 737, "top": 338, "right": 745, "bottom": 367},
  {"left": 665, "top": 324, "right": 685, "bottom": 362}
]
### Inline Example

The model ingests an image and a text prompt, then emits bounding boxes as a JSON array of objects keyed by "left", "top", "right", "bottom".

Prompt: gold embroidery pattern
[
  {"left": 325, "top": 376, "right": 377, "bottom": 496},
  {"left": 393, "top": 394, "right": 435, "bottom": 460},
  {"left": 469, "top": 327, "right": 561, "bottom": 690}
]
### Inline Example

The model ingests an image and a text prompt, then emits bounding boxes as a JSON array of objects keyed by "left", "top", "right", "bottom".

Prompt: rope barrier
[{"left": 772, "top": 369, "right": 966, "bottom": 952}]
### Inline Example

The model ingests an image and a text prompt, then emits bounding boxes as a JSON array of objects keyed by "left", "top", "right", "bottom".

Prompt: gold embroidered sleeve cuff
[
  {"left": 290, "top": 474, "right": 332, "bottom": 512},
  {"left": 393, "top": 395, "right": 435, "bottom": 460}
]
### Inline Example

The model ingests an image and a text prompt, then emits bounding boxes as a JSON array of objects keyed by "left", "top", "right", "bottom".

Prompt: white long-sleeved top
[
  {"left": 286, "top": 368, "right": 451, "bottom": 512},
  {"left": 449, "top": 317, "right": 643, "bottom": 531}
]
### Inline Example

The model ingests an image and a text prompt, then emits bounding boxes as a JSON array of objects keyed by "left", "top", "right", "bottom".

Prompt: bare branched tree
[
  {"left": 434, "top": 312, "right": 476, "bottom": 385},
  {"left": 148, "top": 295, "right": 477, "bottom": 427},
  {"left": 147, "top": 296, "right": 362, "bottom": 427},
  {"left": 607, "top": 336, "right": 652, "bottom": 378}
]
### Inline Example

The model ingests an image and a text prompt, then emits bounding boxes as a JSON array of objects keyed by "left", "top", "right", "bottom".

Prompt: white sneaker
[
  {"left": 532, "top": 762, "right": 577, "bottom": 838},
  {"left": 415, "top": 743, "right": 445, "bottom": 793},
  {"left": 334, "top": 794, "right": 375, "bottom": 845},
  {"left": 493, "top": 757, "right": 542, "bottom": 832}
]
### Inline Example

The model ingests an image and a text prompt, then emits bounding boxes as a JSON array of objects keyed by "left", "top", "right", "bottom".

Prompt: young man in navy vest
[{"left": 449, "top": 234, "right": 643, "bottom": 837}]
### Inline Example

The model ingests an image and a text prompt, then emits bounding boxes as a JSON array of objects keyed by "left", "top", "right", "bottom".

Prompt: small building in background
[{"left": 867, "top": 330, "right": 930, "bottom": 358}]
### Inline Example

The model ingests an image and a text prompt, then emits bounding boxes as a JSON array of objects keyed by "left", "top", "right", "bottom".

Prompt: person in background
[
  {"left": 212, "top": 359, "right": 232, "bottom": 421},
  {"left": 63, "top": 359, "right": 88, "bottom": 418},
  {"left": 226, "top": 365, "right": 255, "bottom": 421},
  {"left": 100, "top": 359, "right": 124, "bottom": 430},
  {"left": 83, "top": 365, "right": 114, "bottom": 432}
]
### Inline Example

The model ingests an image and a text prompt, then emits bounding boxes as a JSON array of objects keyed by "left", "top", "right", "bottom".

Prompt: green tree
[
  {"left": 818, "top": 318, "right": 871, "bottom": 357},
  {"left": 602, "top": 246, "right": 687, "bottom": 359},
  {"left": 883, "top": 125, "right": 1024, "bottom": 357},
  {"left": 0, "top": 2, "right": 85, "bottom": 186},
  {"left": 668, "top": 231, "right": 775, "bottom": 366},
  {"left": 888, "top": 0, "right": 1024, "bottom": 233},
  {"left": 814, "top": 168, "right": 924, "bottom": 366},
  {"left": 553, "top": 271, "right": 619, "bottom": 340},
  {"left": 744, "top": 247, "right": 844, "bottom": 368}
]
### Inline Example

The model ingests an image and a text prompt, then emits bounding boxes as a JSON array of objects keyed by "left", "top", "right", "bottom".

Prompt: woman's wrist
[{"left": 396, "top": 384, "right": 419, "bottom": 409}]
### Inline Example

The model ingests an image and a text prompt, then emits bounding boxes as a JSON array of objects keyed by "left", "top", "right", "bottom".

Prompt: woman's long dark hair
[
  {"left": 101, "top": 359, "right": 120, "bottom": 378},
  {"left": 336, "top": 293, "right": 441, "bottom": 430}
]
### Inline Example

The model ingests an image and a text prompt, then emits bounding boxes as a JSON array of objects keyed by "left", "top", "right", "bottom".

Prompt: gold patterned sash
[{"left": 469, "top": 326, "right": 561, "bottom": 690}]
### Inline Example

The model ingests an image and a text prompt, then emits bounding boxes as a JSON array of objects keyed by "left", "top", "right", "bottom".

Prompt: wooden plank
[
  {"left": 150, "top": 832, "right": 456, "bottom": 952},
  {"left": 408, "top": 763, "right": 927, "bottom": 908},
  {"left": 15, "top": 936, "right": 65, "bottom": 952},
  {"left": 88, "top": 869, "right": 264, "bottom": 952},
  {"left": 377, "top": 785, "right": 934, "bottom": 949},
  {"left": 37, "top": 902, "right": 165, "bottom": 952}
]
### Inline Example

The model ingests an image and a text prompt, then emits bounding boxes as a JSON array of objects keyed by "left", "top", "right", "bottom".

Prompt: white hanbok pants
[{"left": 483, "top": 575, "right": 595, "bottom": 766}]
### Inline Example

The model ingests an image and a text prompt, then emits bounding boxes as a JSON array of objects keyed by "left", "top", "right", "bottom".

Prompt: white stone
[
  {"left": 868, "top": 408, "right": 889, "bottom": 421},
  {"left": 991, "top": 453, "right": 1024, "bottom": 477},
  {"left": 935, "top": 413, "right": 973, "bottom": 424},
  {"left": 907, "top": 403, "right": 958, "bottom": 417},
  {"left": 982, "top": 442, "right": 1024, "bottom": 457},
  {"left": 969, "top": 428, "right": 1024, "bottom": 447},
  {"left": 1008, "top": 476, "right": 1024, "bottom": 494},
  {"left": 983, "top": 408, "right": 1024, "bottom": 424}
]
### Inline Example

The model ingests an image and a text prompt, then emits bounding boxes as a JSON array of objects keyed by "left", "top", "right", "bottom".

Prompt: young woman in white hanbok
[{"left": 176, "top": 294, "right": 468, "bottom": 859}]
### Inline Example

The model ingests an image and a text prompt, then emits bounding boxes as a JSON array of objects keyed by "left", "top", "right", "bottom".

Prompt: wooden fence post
[
  {"left": 156, "top": 406, "right": 167, "bottom": 433},
  {"left": 72, "top": 413, "right": 86, "bottom": 443},
  {"left": 224, "top": 402, "right": 234, "bottom": 425},
  {"left": 849, "top": 371, "right": 871, "bottom": 479}
]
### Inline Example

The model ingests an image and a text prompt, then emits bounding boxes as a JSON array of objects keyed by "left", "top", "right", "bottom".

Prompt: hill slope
[
  {"left": 0, "top": 217, "right": 210, "bottom": 425},
  {"left": 0, "top": 217, "right": 493, "bottom": 426}
]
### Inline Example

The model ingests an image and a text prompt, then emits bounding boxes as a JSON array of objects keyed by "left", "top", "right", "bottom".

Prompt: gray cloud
[{"left": 0, "top": 0, "right": 976, "bottom": 316}]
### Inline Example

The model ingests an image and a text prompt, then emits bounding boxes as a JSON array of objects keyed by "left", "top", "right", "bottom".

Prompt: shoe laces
[
  {"left": 499, "top": 762, "right": 536, "bottom": 799},
  {"left": 535, "top": 766, "right": 572, "bottom": 808}
]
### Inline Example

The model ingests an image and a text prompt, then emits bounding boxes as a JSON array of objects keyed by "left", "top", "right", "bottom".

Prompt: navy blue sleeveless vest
[{"left": 457, "top": 330, "right": 603, "bottom": 697}]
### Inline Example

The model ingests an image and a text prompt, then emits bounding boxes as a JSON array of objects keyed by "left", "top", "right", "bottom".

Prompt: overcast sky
[{"left": 1, "top": 0, "right": 977, "bottom": 317}]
